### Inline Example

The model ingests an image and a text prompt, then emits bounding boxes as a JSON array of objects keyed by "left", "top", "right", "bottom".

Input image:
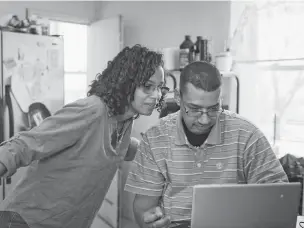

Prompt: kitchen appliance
[{"left": 0, "top": 30, "right": 64, "bottom": 200}]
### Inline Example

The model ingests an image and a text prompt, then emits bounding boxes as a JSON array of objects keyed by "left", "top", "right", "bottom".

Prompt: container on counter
[
  {"left": 200, "top": 38, "right": 208, "bottom": 62},
  {"left": 200, "top": 37, "right": 213, "bottom": 63},
  {"left": 194, "top": 36, "right": 202, "bottom": 61},
  {"left": 179, "top": 35, "right": 194, "bottom": 70},
  {"left": 215, "top": 51, "right": 233, "bottom": 72}
]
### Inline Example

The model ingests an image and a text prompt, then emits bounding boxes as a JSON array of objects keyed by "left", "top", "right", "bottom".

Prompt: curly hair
[{"left": 87, "top": 44, "right": 164, "bottom": 117}]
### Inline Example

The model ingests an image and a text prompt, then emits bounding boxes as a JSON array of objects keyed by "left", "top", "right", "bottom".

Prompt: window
[
  {"left": 257, "top": 2, "right": 304, "bottom": 60},
  {"left": 256, "top": 2, "right": 304, "bottom": 158},
  {"left": 49, "top": 21, "right": 88, "bottom": 104},
  {"left": 235, "top": 1, "right": 304, "bottom": 158},
  {"left": 240, "top": 63, "right": 304, "bottom": 158}
]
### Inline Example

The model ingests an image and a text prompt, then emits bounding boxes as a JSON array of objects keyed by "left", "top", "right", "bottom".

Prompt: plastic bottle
[{"left": 179, "top": 35, "right": 194, "bottom": 70}]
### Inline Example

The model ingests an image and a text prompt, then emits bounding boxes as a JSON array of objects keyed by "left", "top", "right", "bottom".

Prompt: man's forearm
[
  {"left": 133, "top": 200, "right": 146, "bottom": 228},
  {"left": 133, "top": 194, "right": 162, "bottom": 228}
]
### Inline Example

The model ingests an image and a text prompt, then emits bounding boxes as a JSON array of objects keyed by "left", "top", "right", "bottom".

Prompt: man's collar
[{"left": 174, "top": 111, "right": 222, "bottom": 146}]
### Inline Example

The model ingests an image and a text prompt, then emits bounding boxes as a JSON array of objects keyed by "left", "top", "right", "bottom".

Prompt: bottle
[
  {"left": 179, "top": 35, "right": 194, "bottom": 70},
  {"left": 189, "top": 46, "right": 195, "bottom": 63},
  {"left": 200, "top": 37, "right": 208, "bottom": 62},
  {"left": 207, "top": 37, "right": 214, "bottom": 63},
  {"left": 194, "top": 36, "right": 202, "bottom": 61}
]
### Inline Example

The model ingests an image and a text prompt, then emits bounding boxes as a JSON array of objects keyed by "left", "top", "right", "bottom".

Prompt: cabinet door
[{"left": 90, "top": 171, "right": 120, "bottom": 228}]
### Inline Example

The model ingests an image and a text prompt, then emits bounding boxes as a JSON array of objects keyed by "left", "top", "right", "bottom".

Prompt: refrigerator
[{"left": 0, "top": 30, "right": 64, "bottom": 200}]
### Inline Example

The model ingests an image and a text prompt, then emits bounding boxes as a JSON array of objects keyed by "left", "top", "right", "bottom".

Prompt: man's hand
[{"left": 143, "top": 206, "right": 171, "bottom": 228}]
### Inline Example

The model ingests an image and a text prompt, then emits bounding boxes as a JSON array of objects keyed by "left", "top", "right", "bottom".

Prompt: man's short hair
[{"left": 180, "top": 61, "right": 222, "bottom": 93}]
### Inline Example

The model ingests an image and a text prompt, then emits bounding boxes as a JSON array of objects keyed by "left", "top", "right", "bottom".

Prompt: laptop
[{"left": 190, "top": 183, "right": 301, "bottom": 228}]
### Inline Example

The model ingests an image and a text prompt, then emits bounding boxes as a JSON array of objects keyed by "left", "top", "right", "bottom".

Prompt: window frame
[{"left": 49, "top": 20, "right": 88, "bottom": 104}]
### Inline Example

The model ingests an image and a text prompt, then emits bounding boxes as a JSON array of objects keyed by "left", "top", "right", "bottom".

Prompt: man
[{"left": 124, "top": 61, "right": 288, "bottom": 228}]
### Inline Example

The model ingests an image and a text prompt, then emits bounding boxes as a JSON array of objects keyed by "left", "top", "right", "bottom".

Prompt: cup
[{"left": 296, "top": 216, "right": 304, "bottom": 228}]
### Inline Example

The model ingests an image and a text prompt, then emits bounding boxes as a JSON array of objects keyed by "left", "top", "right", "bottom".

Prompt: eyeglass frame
[
  {"left": 142, "top": 84, "right": 170, "bottom": 95},
  {"left": 182, "top": 102, "right": 222, "bottom": 118}
]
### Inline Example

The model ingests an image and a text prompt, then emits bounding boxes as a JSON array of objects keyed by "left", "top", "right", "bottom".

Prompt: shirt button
[{"left": 197, "top": 163, "right": 202, "bottom": 168}]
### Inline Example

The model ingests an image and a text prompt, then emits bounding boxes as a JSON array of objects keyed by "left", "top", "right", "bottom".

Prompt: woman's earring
[
  {"left": 174, "top": 89, "right": 181, "bottom": 106},
  {"left": 156, "top": 87, "right": 169, "bottom": 112}
]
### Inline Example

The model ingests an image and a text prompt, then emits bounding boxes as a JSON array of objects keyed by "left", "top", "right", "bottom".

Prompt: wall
[
  {"left": 99, "top": 1, "right": 231, "bottom": 54},
  {"left": 0, "top": 1, "right": 98, "bottom": 24}
]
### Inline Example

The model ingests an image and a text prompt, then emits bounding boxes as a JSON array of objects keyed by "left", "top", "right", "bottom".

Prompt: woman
[{"left": 0, "top": 45, "right": 165, "bottom": 228}]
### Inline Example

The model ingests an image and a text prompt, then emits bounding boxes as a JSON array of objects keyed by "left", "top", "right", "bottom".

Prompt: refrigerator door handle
[{"left": 5, "top": 85, "right": 14, "bottom": 185}]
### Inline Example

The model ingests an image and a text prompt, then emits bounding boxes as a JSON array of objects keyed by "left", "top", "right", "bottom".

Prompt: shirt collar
[{"left": 174, "top": 111, "right": 222, "bottom": 146}]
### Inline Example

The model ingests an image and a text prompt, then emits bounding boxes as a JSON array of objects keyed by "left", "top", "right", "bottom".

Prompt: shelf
[
  {"left": 167, "top": 70, "right": 237, "bottom": 77},
  {"left": 220, "top": 71, "right": 238, "bottom": 77}
]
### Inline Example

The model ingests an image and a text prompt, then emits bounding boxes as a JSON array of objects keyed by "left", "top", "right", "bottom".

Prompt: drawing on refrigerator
[{"left": 0, "top": 30, "right": 64, "bottom": 199}]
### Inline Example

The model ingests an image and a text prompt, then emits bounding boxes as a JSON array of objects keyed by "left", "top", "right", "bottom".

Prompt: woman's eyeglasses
[{"left": 142, "top": 84, "right": 169, "bottom": 96}]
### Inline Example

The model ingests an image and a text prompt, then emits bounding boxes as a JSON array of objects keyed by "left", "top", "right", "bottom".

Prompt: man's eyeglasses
[{"left": 183, "top": 103, "right": 221, "bottom": 118}]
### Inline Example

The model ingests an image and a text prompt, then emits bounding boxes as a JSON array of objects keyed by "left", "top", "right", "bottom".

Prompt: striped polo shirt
[{"left": 125, "top": 110, "right": 288, "bottom": 222}]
